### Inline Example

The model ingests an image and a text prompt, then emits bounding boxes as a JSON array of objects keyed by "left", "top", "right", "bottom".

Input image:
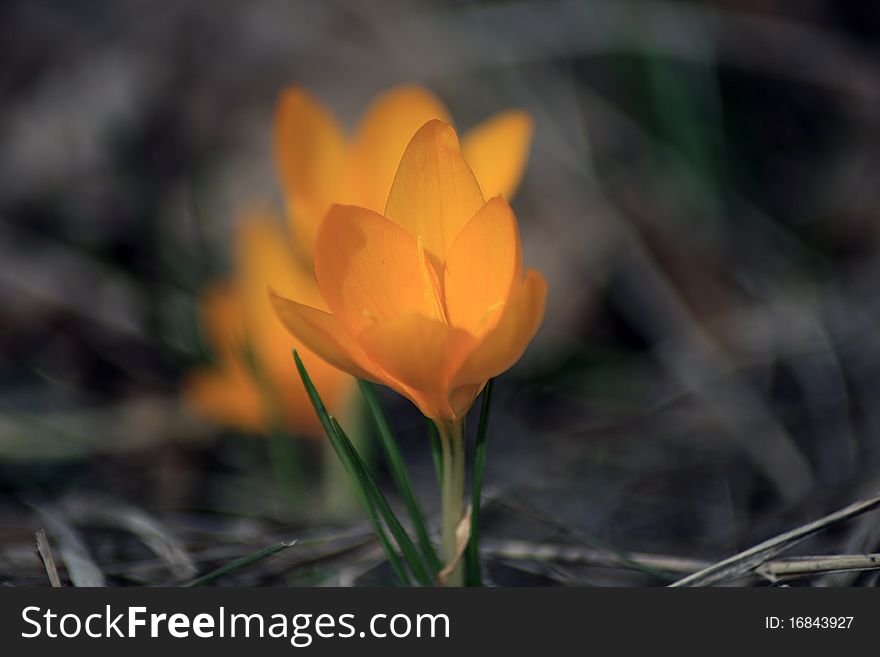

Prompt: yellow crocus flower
[{"left": 270, "top": 119, "right": 546, "bottom": 424}]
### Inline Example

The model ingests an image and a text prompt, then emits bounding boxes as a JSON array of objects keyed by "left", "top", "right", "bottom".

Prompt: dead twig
[
  {"left": 30, "top": 504, "right": 106, "bottom": 587},
  {"left": 758, "top": 554, "right": 880, "bottom": 578},
  {"left": 35, "top": 529, "right": 63, "bottom": 587},
  {"left": 482, "top": 539, "right": 707, "bottom": 574},
  {"left": 483, "top": 539, "right": 880, "bottom": 581},
  {"left": 670, "top": 491, "right": 880, "bottom": 587}
]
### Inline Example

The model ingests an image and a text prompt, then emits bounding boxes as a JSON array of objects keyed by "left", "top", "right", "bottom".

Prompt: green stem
[
  {"left": 437, "top": 418, "right": 465, "bottom": 587},
  {"left": 465, "top": 379, "right": 493, "bottom": 586}
]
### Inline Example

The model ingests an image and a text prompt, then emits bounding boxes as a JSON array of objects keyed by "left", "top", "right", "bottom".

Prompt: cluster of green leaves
[{"left": 293, "top": 351, "right": 492, "bottom": 586}]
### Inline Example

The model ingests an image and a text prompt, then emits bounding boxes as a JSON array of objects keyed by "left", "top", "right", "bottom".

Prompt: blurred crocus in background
[
  {"left": 184, "top": 213, "right": 352, "bottom": 438},
  {"left": 183, "top": 85, "right": 535, "bottom": 523},
  {"left": 184, "top": 211, "right": 361, "bottom": 518},
  {"left": 274, "top": 85, "right": 533, "bottom": 259}
]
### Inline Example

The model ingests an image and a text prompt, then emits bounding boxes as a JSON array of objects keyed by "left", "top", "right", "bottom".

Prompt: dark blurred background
[{"left": 3, "top": 0, "right": 880, "bottom": 586}]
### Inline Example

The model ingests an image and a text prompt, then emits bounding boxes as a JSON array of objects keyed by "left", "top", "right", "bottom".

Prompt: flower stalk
[{"left": 437, "top": 418, "right": 466, "bottom": 587}]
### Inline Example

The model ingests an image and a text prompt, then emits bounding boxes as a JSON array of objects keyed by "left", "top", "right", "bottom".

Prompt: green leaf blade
[
  {"left": 293, "top": 351, "right": 411, "bottom": 586},
  {"left": 294, "top": 351, "right": 431, "bottom": 585},
  {"left": 183, "top": 541, "right": 295, "bottom": 587},
  {"left": 358, "top": 380, "right": 441, "bottom": 575}
]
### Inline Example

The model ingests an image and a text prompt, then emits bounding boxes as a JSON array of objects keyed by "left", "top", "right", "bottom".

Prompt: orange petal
[
  {"left": 314, "top": 204, "right": 443, "bottom": 333},
  {"left": 273, "top": 88, "right": 347, "bottom": 256},
  {"left": 183, "top": 368, "right": 264, "bottom": 432},
  {"left": 346, "top": 85, "right": 452, "bottom": 213},
  {"left": 452, "top": 269, "right": 547, "bottom": 387},
  {"left": 384, "top": 120, "right": 485, "bottom": 269},
  {"left": 462, "top": 110, "right": 533, "bottom": 200},
  {"left": 235, "top": 213, "right": 325, "bottom": 383},
  {"left": 197, "top": 283, "right": 245, "bottom": 360},
  {"left": 444, "top": 196, "right": 522, "bottom": 337},
  {"left": 236, "top": 212, "right": 325, "bottom": 309},
  {"left": 269, "top": 291, "right": 378, "bottom": 382},
  {"left": 359, "top": 312, "right": 477, "bottom": 420}
]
